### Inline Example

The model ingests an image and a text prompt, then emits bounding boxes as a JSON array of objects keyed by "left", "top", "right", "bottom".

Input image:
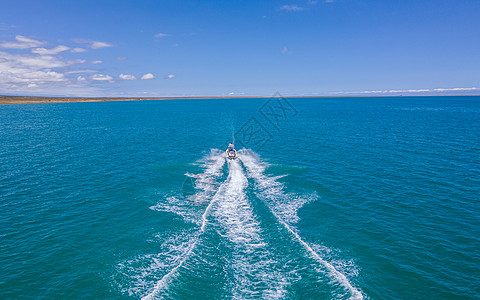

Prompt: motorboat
[{"left": 226, "top": 148, "right": 237, "bottom": 159}]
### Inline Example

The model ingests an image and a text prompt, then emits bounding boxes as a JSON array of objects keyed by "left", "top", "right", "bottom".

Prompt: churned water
[{"left": 0, "top": 96, "right": 479, "bottom": 299}]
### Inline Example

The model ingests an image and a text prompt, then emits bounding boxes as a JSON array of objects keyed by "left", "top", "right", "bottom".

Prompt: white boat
[{"left": 226, "top": 148, "right": 237, "bottom": 159}]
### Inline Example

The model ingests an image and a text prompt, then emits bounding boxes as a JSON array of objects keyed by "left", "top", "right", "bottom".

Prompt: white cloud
[
  {"left": 32, "top": 45, "right": 70, "bottom": 55},
  {"left": 280, "top": 5, "right": 304, "bottom": 11},
  {"left": 117, "top": 56, "right": 127, "bottom": 61},
  {"left": 91, "top": 41, "right": 112, "bottom": 49},
  {"left": 0, "top": 50, "right": 71, "bottom": 71},
  {"left": 90, "top": 74, "right": 114, "bottom": 82},
  {"left": 154, "top": 33, "right": 168, "bottom": 38},
  {"left": 282, "top": 47, "right": 290, "bottom": 54},
  {"left": 0, "top": 47, "right": 102, "bottom": 94},
  {"left": 91, "top": 60, "right": 102, "bottom": 64},
  {"left": 141, "top": 73, "right": 155, "bottom": 80},
  {"left": 0, "top": 51, "right": 67, "bottom": 86},
  {"left": 72, "top": 38, "right": 113, "bottom": 49},
  {"left": 166, "top": 74, "right": 175, "bottom": 79},
  {"left": 0, "top": 35, "right": 46, "bottom": 49},
  {"left": 119, "top": 74, "right": 136, "bottom": 80},
  {"left": 70, "top": 47, "right": 87, "bottom": 53},
  {"left": 0, "top": 38, "right": 103, "bottom": 96},
  {"left": 65, "top": 69, "right": 98, "bottom": 74},
  {"left": 433, "top": 87, "right": 478, "bottom": 92}
]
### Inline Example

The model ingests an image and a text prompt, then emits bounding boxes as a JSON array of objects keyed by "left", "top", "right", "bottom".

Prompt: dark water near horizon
[{"left": 0, "top": 96, "right": 479, "bottom": 299}]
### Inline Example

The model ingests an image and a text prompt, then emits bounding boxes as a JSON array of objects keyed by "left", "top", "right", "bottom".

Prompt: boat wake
[
  {"left": 116, "top": 149, "right": 364, "bottom": 299},
  {"left": 239, "top": 149, "right": 363, "bottom": 299},
  {"left": 212, "top": 158, "right": 288, "bottom": 299}
]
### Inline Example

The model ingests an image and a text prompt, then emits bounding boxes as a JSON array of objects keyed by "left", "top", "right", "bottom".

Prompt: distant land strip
[
  {"left": 1, "top": 94, "right": 478, "bottom": 105},
  {"left": 0, "top": 95, "right": 270, "bottom": 105}
]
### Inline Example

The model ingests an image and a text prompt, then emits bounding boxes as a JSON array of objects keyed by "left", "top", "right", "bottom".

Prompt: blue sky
[{"left": 0, "top": 0, "right": 479, "bottom": 97}]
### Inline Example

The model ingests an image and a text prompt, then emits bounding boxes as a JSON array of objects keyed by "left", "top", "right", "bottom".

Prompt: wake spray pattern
[
  {"left": 213, "top": 159, "right": 288, "bottom": 299},
  {"left": 150, "top": 150, "right": 226, "bottom": 225},
  {"left": 239, "top": 149, "right": 364, "bottom": 300},
  {"left": 141, "top": 151, "right": 227, "bottom": 299},
  {"left": 144, "top": 155, "right": 286, "bottom": 299},
  {"left": 124, "top": 149, "right": 363, "bottom": 299},
  {"left": 117, "top": 151, "right": 226, "bottom": 297}
]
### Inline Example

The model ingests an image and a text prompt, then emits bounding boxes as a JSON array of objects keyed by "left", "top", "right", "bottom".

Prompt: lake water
[{"left": 1, "top": 96, "right": 479, "bottom": 299}]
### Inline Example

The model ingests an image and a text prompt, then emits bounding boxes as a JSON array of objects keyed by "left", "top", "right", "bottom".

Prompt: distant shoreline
[{"left": 1, "top": 94, "right": 479, "bottom": 105}]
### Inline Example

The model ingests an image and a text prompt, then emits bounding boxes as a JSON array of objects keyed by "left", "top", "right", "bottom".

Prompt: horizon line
[{"left": 1, "top": 94, "right": 480, "bottom": 105}]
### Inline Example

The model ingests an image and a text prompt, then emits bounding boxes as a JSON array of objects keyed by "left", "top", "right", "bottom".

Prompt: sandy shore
[{"left": 0, "top": 95, "right": 271, "bottom": 105}]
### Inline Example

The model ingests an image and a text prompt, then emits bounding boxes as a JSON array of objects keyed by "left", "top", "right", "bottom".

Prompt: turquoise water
[{"left": 0, "top": 96, "right": 479, "bottom": 299}]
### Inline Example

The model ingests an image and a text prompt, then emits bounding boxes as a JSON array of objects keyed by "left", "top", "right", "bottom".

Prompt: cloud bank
[
  {"left": 0, "top": 35, "right": 46, "bottom": 49},
  {"left": 0, "top": 35, "right": 159, "bottom": 96},
  {"left": 335, "top": 87, "right": 480, "bottom": 94},
  {"left": 0, "top": 35, "right": 112, "bottom": 95}
]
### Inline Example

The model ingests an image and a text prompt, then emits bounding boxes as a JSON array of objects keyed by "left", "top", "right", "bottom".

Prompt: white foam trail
[
  {"left": 142, "top": 153, "right": 249, "bottom": 299},
  {"left": 143, "top": 154, "right": 287, "bottom": 299},
  {"left": 189, "top": 149, "right": 227, "bottom": 204},
  {"left": 142, "top": 151, "right": 225, "bottom": 299},
  {"left": 239, "top": 149, "right": 364, "bottom": 300},
  {"left": 117, "top": 231, "right": 194, "bottom": 297},
  {"left": 214, "top": 159, "right": 257, "bottom": 244},
  {"left": 149, "top": 150, "right": 225, "bottom": 225},
  {"left": 215, "top": 159, "right": 287, "bottom": 299},
  {"left": 149, "top": 196, "right": 198, "bottom": 224},
  {"left": 142, "top": 189, "right": 219, "bottom": 299}
]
